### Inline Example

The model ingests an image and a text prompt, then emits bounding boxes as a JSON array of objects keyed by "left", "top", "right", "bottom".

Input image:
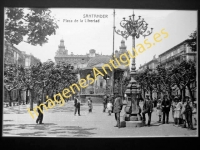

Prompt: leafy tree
[
  {"left": 156, "top": 65, "right": 173, "bottom": 99},
  {"left": 4, "top": 63, "right": 20, "bottom": 106},
  {"left": 171, "top": 60, "right": 196, "bottom": 102},
  {"left": 5, "top": 8, "right": 58, "bottom": 46}
]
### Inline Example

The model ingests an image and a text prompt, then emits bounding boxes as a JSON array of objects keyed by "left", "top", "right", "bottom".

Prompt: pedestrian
[
  {"left": 36, "top": 95, "right": 48, "bottom": 124},
  {"left": 192, "top": 102, "right": 197, "bottom": 127},
  {"left": 74, "top": 95, "right": 81, "bottom": 116},
  {"left": 156, "top": 99, "right": 162, "bottom": 123},
  {"left": 142, "top": 94, "right": 153, "bottom": 126},
  {"left": 181, "top": 100, "right": 187, "bottom": 128},
  {"left": 103, "top": 94, "right": 107, "bottom": 112},
  {"left": 161, "top": 95, "right": 171, "bottom": 124},
  {"left": 113, "top": 94, "right": 123, "bottom": 128},
  {"left": 185, "top": 98, "right": 194, "bottom": 130},
  {"left": 88, "top": 97, "right": 93, "bottom": 113},
  {"left": 173, "top": 98, "right": 182, "bottom": 127},
  {"left": 107, "top": 100, "right": 113, "bottom": 116}
]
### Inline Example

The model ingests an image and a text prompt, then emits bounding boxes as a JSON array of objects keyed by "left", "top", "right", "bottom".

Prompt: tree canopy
[{"left": 5, "top": 8, "right": 59, "bottom": 46}]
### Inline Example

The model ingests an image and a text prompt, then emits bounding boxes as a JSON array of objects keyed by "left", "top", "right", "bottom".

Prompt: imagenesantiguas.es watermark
[{"left": 27, "top": 28, "right": 169, "bottom": 119}]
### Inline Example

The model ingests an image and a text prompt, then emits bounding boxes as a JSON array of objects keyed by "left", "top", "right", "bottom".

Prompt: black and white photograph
[{"left": 2, "top": 8, "right": 198, "bottom": 137}]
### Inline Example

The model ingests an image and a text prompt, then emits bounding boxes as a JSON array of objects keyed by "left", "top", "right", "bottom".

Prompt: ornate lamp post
[
  {"left": 104, "top": 74, "right": 110, "bottom": 95},
  {"left": 114, "top": 10, "right": 153, "bottom": 126}
]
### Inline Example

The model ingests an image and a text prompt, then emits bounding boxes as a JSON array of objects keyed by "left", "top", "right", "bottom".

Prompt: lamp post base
[{"left": 125, "top": 121, "right": 144, "bottom": 128}]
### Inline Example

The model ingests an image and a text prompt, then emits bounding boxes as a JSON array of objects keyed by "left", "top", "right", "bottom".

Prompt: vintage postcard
[{"left": 3, "top": 8, "right": 198, "bottom": 137}]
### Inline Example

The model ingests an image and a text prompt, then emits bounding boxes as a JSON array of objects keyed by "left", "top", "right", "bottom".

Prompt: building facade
[
  {"left": 54, "top": 39, "right": 108, "bottom": 69},
  {"left": 138, "top": 39, "right": 197, "bottom": 100},
  {"left": 4, "top": 41, "right": 41, "bottom": 103},
  {"left": 54, "top": 39, "right": 130, "bottom": 102}
]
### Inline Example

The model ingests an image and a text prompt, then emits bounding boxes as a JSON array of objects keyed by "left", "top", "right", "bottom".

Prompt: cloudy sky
[{"left": 13, "top": 8, "right": 197, "bottom": 69}]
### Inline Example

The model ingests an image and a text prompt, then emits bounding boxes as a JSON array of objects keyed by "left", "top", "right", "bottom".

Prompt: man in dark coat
[
  {"left": 185, "top": 99, "right": 194, "bottom": 130},
  {"left": 142, "top": 94, "right": 153, "bottom": 126},
  {"left": 161, "top": 95, "right": 171, "bottom": 124},
  {"left": 113, "top": 95, "right": 123, "bottom": 128},
  {"left": 36, "top": 96, "right": 48, "bottom": 124},
  {"left": 74, "top": 96, "right": 81, "bottom": 116}
]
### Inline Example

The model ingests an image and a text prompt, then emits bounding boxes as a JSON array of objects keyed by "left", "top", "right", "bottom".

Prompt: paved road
[{"left": 3, "top": 101, "right": 197, "bottom": 137}]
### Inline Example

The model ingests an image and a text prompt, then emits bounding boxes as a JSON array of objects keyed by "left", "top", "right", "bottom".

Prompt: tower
[{"left": 58, "top": 39, "right": 68, "bottom": 55}]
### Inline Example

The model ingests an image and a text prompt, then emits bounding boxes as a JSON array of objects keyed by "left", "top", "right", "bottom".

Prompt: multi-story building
[
  {"left": 138, "top": 55, "right": 159, "bottom": 72},
  {"left": 54, "top": 39, "right": 130, "bottom": 102},
  {"left": 159, "top": 39, "right": 196, "bottom": 67},
  {"left": 4, "top": 41, "right": 41, "bottom": 104},
  {"left": 54, "top": 39, "right": 109, "bottom": 69},
  {"left": 137, "top": 39, "right": 197, "bottom": 100}
]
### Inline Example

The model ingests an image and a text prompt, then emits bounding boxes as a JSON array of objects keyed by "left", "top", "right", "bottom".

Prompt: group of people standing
[
  {"left": 35, "top": 93, "right": 196, "bottom": 131},
  {"left": 102, "top": 94, "right": 123, "bottom": 128},
  {"left": 155, "top": 95, "right": 197, "bottom": 130}
]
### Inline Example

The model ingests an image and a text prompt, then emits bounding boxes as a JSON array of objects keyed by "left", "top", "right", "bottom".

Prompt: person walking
[
  {"left": 107, "top": 100, "right": 113, "bottom": 116},
  {"left": 74, "top": 96, "right": 81, "bottom": 116},
  {"left": 161, "top": 95, "right": 171, "bottom": 124},
  {"left": 156, "top": 99, "right": 162, "bottom": 123},
  {"left": 113, "top": 94, "right": 123, "bottom": 128},
  {"left": 142, "top": 94, "right": 153, "bottom": 126},
  {"left": 36, "top": 95, "right": 47, "bottom": 124},
  {"left": 88, "top": 97, "right": 93, "bottom": 113},
  {"left": 103, "top": 94, "right": 108, "bottom": 112}
]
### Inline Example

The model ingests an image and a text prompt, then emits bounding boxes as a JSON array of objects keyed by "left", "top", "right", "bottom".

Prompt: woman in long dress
[
  {"left": 174, "top": 99, "right": 182, "bottom": 127},
  {"left": 156, "top": 99, "right": 162, "bottom": 122}
]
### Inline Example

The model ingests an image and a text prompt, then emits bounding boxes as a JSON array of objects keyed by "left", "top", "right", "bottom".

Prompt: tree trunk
[
  {"left": 182, "top": 87, "right": 186, "bottom": 102},
  {"left": 26, "top": 89, "right": 29, "bottom": 104},
  {"left": 8, "top": 91, "right": 12, "bottom": 106},
  {"left": 143, "top": 89, "right": 145, "bottom": 100},
  {"left": 150, "top": 89, "right": 153, "bottom": 100},
  {"left": 18, "top": 89, "right": 22, "bottom": 105},
  {"left": 30, "top": 89, "right": 33, "bottom": 111},
  {"left": 179, "top": 89, "right": 182, "bottom": 101},
  {"left": 187, "top": 84, "right": 195, "bottom": 103}
]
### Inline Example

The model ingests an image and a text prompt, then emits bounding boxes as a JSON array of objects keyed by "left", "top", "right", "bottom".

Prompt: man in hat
[
  {"left": 113, "top": 94, "right": 123, "bottom": 128},
  {"left": 161, "top": 94, "right": 171, "bottom": 124},
  {"left": 36, "top": 95, "right": 48, "bottom": 124},
  {"left": 74, "top": 95, "right": 81, "bottom": 116},
  {"left": 142, "top": 94, "right": 153, "bottom": 126}
]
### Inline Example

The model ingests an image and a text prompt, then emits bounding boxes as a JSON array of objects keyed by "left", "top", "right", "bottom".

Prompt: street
[{"left": 3, "top": 101, "right": 197, "bottom": 137}]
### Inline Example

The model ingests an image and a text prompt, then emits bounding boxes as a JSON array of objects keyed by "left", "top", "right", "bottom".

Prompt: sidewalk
[{"left": 3, "top": 101, "right": 198, "bottom": 137}]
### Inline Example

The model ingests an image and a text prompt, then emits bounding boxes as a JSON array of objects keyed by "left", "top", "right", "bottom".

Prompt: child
[
  {"left": 156, "top": 99, "right": 162, "bottom": 123},
  {"left": 88, "top": 98, "right": 93, "bottom": 113},
  {"left": 107, "top": 100, "right": 113, "bottom": 116}
]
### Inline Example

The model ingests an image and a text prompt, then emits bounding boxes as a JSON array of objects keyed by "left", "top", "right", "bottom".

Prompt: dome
[{"left": 87, "top": 56, "right": 111, "bottom": 67}]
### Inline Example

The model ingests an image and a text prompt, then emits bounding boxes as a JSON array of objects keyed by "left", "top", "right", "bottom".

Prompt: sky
[{"left": 12, "top": 8, "right": 197, "bottom": 69}]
